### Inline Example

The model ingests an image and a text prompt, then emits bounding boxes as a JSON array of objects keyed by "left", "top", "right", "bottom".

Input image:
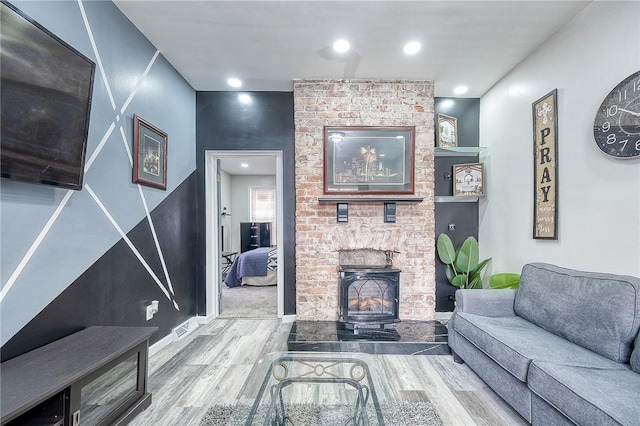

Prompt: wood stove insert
[{"left": 338, "top": 265, "right": 400, "bottom": 333}]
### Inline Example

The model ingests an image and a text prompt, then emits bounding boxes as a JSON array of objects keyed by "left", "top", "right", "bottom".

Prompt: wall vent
[{"left": 172, "top": 318, "right": 197, "bottom": 340}]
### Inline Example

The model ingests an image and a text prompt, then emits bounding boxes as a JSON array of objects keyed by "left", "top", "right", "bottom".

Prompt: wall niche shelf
[
  {"left": 435, "top": 146, "right": 487, "bottom": 157},
  {"left": 318, "top": 196, "right": 423, "bottom": 204},
  {"left": 435, "top": 195, "right": 486, "bottom": 203}
]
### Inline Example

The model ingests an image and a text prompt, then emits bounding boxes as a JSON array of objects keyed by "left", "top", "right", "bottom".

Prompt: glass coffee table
[{"left": 242, "top": 352, "right": 386, "bottom": 425}]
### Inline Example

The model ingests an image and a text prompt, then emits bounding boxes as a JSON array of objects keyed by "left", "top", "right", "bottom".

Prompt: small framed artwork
[
  {"left": 133, "top": 115, "right": 167, "bottom": 190},
  {"left": 436, "top": 113, "right": 458, "bottom": 148},
  {"left": 453, "top": 163, "right": 485, "bottom": 196},
  {"left": 323, "top": 126, "right": 415, "bottom": 194}
]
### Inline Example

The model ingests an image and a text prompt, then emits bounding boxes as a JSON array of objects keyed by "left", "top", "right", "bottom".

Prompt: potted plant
[
  {"left": 488, "top": 273, "right": 520, "bottom": 289},
  {"left": 436, "top": 233, "right": 491, "bottom": 289}
]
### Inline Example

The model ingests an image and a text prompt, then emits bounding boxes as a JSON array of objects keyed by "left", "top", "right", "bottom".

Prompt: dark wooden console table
[{"left": 1, "top": 326, "right": 157, "bottom": 426}]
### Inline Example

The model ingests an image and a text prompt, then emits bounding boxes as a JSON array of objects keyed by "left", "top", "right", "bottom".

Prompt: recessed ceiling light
[
  {"left": 227, "top": 78, "right": 242, "bottom": 88},
  {"left": 453, "top": 86, "right": 468, "bottom": 95},
  {"left": 240, "top": 163, "right": 249, "bottom": 168},
  {"left": 403, "top": 41, "right": 421, "bottom": 55},
  {"left": 333, "top": 39, "right": 350, "bottom": 53}
]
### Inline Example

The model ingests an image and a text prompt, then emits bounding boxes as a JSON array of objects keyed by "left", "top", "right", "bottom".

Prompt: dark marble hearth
[{"left": 287, "top": 320, "right": 450, "bottom": 355}]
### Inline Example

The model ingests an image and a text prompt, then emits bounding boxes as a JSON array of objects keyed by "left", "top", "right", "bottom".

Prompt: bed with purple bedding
[{"left": 224, "top": 247, "right": 277, "bottom": 287}]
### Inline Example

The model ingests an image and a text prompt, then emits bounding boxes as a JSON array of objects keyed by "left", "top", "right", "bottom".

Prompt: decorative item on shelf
[
  {"left": 593, "top": 70, "right": 640, "bottom": 159},
  {"left": 532, "top": 89, "right": 558, "bottom": 239},
  {"left": 453, "top": 162, "right": 485, "bottom": 196},
  {"left": 133, "top": 115, "right": 168, "bottom": 190},
  {"left": 436, "top": 233, "right": 491, "bottom": 289},
  {"left": 436, "top": 113, "right": 458, "bottom": 148},
  {"left": 323, "top": 126, "right": 415, "bottom": 194}
]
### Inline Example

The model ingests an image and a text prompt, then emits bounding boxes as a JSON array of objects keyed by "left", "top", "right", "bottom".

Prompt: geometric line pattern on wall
[
  {"left": 0, "top": 0, "right": 179, "bottom": 311},
  {"left": 119, "top": 110, "right": 176, "bottom": 297},
  {"left": 85, "top": 185, "right": 178, "bottom": 309},
  {"left": 0, "top": 191, "right": 74, "bottom": 302}
]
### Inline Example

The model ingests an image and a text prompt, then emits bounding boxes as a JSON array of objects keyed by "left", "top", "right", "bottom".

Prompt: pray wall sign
[{"left": 532, "top": 89, "right": 558, "bottom": 240}]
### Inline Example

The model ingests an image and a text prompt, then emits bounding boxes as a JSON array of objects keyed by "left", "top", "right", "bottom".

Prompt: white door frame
[{"left": 204, "top": 150, "right": 284, "bottom": 319}]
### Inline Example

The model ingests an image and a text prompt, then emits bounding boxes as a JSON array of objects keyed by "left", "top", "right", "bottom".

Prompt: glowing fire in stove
[{"left": 348, "top": 297, "right": 391, "bottom": 311}]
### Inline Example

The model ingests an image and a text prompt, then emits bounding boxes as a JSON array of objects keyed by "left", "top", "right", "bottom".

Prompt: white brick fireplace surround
[{"left": 294, "top": 80, "right": 436, "bottom": 321}]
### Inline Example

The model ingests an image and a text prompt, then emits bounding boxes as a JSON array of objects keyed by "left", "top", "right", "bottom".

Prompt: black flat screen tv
[{"left": 1, "top": 1, "right": 95, "bottom": 191}]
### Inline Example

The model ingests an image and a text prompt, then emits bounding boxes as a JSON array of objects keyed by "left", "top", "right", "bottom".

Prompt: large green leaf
[
  {"left": 468, "top": 274, "right": 483, "bottom": 289},
  {"left": 489, "top": 273, "right": 521, "bottom": 289},
  {"left": 436, "top": 234, "right": 456, "bottom": 265},
  {"left": 451, "top": 274, "right": 469, "bottom": 288},
  {"left": 455, "top": 237, "right": 479, "bottom": 272},
  {"left": 468, "top": 258, "right": 492, "bottom": 286},
  {"left": 445, "top": 264, "right": 455, "bottom": 285}
]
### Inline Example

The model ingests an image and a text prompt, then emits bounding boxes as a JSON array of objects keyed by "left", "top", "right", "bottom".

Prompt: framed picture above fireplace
[{"left": 323, "top": 126, "right": 415, "bottom": 194}]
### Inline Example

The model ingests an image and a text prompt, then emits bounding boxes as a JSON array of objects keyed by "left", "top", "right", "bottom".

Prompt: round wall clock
[{"left": 593, "top": 71, "right": 640, "bottom": 159}]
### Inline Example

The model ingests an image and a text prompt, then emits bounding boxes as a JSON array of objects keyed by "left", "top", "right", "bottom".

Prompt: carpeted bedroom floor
[{"left": 217, "top": 283, "right": 277, "bottom": 318}]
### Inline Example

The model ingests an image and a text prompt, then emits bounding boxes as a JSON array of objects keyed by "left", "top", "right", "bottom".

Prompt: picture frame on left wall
[{"left": 133, "top": 115, "right": 168, "bottom": 190}]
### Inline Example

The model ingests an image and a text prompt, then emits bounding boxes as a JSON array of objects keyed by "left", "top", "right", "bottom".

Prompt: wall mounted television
[{"left": 1, "top": 0, "right": 96, "bottom": 191}]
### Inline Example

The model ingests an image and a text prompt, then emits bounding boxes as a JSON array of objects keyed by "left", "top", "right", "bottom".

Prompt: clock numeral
[
  {"left": 619, "top": 139, "right": 629, "bottom": 151},
  {"left": 606, "top": 133, "right": 616, "bottom": 145},
  {"left": 619, "top": 90, "right": 627, "bottom": 102},
  {"left": 602, "top": 122, "right": 611, "bottom": 132},
  {"left": 636, "top": 140, "right": 640, "bottom": 151},
  {"left": 607, "top": 105, "right": 618, "bottom": 117},
  {"left": 634, "top": 79, "right": 640, "bottom": 92}
]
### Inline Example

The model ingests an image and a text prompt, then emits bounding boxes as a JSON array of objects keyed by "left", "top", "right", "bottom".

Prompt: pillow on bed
[{"left": 267, "top": 247, "right": 277, "bottom": 270}]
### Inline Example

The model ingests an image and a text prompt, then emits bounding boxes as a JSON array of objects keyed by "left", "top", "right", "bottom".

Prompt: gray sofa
[{"left": 447, "top": 262, "right": 640, "bottom": 425}]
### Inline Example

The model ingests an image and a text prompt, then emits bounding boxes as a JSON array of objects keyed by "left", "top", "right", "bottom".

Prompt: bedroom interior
[{"left": 216, "top": 155, "right": 279, "bottom": 319}]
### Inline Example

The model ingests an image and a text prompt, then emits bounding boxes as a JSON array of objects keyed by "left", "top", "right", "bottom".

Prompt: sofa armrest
[{"left": 455, "top": 289, "right": 516, "bottom": 317}]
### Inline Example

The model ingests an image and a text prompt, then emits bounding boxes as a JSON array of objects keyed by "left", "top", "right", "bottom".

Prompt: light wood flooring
[{"left": 128, "top": 319, "right": 527, "bottom": 426}]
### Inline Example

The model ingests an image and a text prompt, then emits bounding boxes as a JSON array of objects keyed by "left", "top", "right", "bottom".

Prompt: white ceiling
[
  {"left": 113, "top": 0, "right": 591, "bottom": 98},
  {"left": 219, "top": 156, "right": 276, "bottom": 175}
]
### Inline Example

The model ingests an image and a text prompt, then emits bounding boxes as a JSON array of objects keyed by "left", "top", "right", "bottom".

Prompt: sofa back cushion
[
  {"left": 514, "top": 263, "right": 640, "bottom": 363},
  {"left": 632, "top": 333, "right": 640, "bottom": 373}
]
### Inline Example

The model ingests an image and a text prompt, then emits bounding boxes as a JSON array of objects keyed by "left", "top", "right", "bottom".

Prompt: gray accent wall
[
  {"left": 1, "top": 0, "right": 196, "bottom": 346},
  {"left": 196, "top": 91, "right": 296, "bottom": 315}
]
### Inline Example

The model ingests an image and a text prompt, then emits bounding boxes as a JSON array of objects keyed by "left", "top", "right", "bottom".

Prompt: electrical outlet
[
  {"left": 448, "top": 223, "right": 456, "bottom": 231},
  {"left": 146, "top": 300, "right": 159, "bottom": 321}
]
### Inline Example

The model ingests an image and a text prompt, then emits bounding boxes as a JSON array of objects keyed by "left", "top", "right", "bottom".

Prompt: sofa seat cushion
[
  {"left": 529, "top": 361, "right": 640, "bottom": 426},
  {"left": 455, "top": 312, "right": 626, "bottom": 382}
]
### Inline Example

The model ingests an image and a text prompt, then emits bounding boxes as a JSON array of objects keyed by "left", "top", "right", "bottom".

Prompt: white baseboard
[
  {"left": 149, "top": 332, "right": 174, "bottom": 358},
  {"left": 281, "top": 314, "right": 296, "bottom": 323},
  {"left": 197, "top": 313, "right": 217, "bottom": 324}
]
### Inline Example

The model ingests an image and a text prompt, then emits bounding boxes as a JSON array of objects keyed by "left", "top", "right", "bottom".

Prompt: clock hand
[{"left": 618, "top": 108, "right": 640, "bottom": 117}]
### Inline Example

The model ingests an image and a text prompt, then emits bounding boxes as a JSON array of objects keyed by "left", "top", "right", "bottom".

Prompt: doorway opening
[{"left": 205, "top": 150, "right": 284, "bottom": 319}]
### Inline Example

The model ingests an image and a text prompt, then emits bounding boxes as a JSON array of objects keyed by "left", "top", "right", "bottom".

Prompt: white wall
[
  {"left": 480, "top": 1, "right": 640, "bottom": 276},
  {"left": 228, "top": 175, "right": 276, "bottom": 253},
  {"left": 220, "top": 170, "right": 232, "bottom": 251}
]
